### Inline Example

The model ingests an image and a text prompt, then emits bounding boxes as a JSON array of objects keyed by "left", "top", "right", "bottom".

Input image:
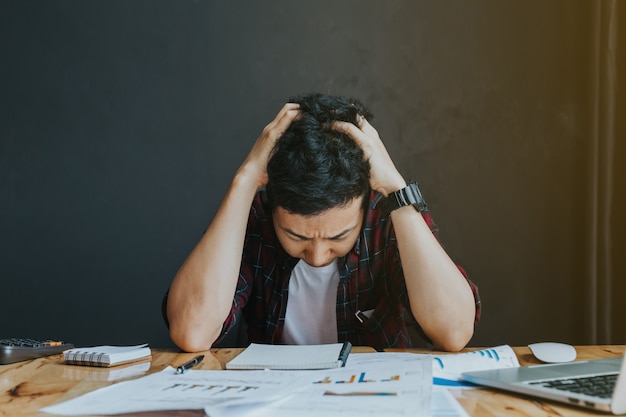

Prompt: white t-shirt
[{"left": 282, "top": 259, "right": 340, "bottom": 344}]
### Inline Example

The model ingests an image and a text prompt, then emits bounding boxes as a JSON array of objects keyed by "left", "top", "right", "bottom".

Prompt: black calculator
[{"left": 0, "top": 338, "right": 74, "bottom": 365}]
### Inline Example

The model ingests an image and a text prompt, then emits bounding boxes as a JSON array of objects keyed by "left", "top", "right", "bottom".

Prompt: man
[{"left": 165, "top": 93, "right": 480, "bottom": 352}]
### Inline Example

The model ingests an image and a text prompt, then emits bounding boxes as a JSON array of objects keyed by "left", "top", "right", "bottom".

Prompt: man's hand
[
  {"left": 240, "top": 102, "right": 300, "bottom": 190},
  {"left": 333, "top": 116, "right": 406, "bottom": 197}
]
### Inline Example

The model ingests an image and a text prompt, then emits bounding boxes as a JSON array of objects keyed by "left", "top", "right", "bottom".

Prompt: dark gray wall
[{"left": 1, "top": 1, "right": 606, "bottom": 348}]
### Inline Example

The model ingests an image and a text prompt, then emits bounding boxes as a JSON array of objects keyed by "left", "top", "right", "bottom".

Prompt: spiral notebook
[
  {"left": 64, "top": 344, "right": 151, "bottom": 367},
  {"left": 226, "top": 342, "right": 352, "bottom": 370}
]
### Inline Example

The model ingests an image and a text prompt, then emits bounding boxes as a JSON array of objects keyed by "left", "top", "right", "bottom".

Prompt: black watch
[{"left": 376, "top": 181, "right": 428, "bottom": 216}]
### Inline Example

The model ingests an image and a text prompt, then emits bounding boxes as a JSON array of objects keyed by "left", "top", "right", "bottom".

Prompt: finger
[
  {"left": 270, "top": 102, "right": 300, "bottom": 127},
  {"left": 263, "top": 103, "right": 300, "bottom": 138},
  {"left": 332, "top": 119, "right": 360, "bottom": 135},
  {"left": 331, "top": 121, "right": 375, "bottom": 162},
  {"left": 357, "top": 114, "right": 367, "bottom": 128},
  {"left": 334, "top": 116, "right": 377, "bottom": 138},
  {"left": 358, "top": 115, "right": 378, "bottom": 136},
  {"left": 269, "top": 101, "right": 298, "bottom": 119},
  {"left": 276, "top": 102, "right": 300, "bottom": 121},
  {"left": 269, "top": 109, "right": 300, "bottom": 142},
  {"left": 276, "top": 103, "right": 301, "bottom": 129},
  {"left": 331, "top": 120, "right": 368, "bottom": 144}
]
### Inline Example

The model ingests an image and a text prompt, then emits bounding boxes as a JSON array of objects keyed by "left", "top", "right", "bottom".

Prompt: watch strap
[{"left": 376, "top": 181, "right": 427, "bottom": 216}]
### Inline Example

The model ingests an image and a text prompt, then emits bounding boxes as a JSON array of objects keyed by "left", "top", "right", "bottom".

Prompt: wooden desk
[{"left": 0, "top": 345, "right": 623, "bottom": 417}]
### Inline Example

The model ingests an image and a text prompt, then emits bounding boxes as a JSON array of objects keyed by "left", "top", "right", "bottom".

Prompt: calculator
[{"left": 0, "top": 338, "right": 74, "bottom": 365}]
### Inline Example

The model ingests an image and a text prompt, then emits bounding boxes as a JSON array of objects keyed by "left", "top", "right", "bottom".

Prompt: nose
[{"left": 305, "top": 241, "right": 332, "bottom": 267}]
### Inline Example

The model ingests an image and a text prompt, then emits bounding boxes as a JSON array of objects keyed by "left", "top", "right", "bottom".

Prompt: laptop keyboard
[
  {"left": 529, "top": 374, "right": 618, "bottom": 399},
  {"left": 0, "top": 338, "right": 74, "bottom": 365}
]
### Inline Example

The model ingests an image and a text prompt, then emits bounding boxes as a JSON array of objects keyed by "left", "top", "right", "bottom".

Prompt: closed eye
[{"left": 284, "top": 230, "right": 310, "bottom": 241}]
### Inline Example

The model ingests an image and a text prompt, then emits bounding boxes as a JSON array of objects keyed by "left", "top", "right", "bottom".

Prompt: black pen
[{"left": 176, "top": 355, "right": 204, "bottom": 374}]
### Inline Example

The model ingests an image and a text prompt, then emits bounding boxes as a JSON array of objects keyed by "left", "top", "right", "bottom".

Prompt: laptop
[{"left": 461, "top": 355, "right": 626, "bottom": 414}]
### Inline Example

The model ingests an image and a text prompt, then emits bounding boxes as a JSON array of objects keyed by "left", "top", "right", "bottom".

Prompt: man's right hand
[{"left": 239, "top": 102, "right": 300, "bottom": 190}]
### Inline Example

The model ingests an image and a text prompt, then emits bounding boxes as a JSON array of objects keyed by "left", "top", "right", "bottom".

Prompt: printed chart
[{"left": 314, "top": 372, "right": 400, "bottom": 384}]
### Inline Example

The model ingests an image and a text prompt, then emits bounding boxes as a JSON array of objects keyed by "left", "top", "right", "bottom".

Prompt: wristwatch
[{"left": 376, "top": 181, "right": 428, "bottom": 216}]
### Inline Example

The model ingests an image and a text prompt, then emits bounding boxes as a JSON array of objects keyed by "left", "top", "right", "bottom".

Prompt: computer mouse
[{"left": 528, "top": 342, "right": 577, "bottom": 363}]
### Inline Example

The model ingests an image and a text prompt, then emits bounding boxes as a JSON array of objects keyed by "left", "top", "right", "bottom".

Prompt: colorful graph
[
  {"left": 323, "top": 391, "right": 397, "bottom": 396},
  {"left": 313, "top": 372, "right": 400, "bottom": 384}
]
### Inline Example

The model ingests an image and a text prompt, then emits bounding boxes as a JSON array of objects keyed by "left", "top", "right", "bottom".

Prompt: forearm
[
  {"left": 167, "top": 170, "right": 258, "bottom": 352},
  {"left": 391, "top": 206, "right": 476, "bottom": 352},
  {"left": 330, "top": 114, "right": 476, "bottom": 350}
]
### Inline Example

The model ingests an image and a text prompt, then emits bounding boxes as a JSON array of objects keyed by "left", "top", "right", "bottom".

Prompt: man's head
[
  {"left": 266, "top": 93, "right": 372, "bottom": 216},
  {"left": 266, "top": 93, "right": 372, "bottom": 266}
]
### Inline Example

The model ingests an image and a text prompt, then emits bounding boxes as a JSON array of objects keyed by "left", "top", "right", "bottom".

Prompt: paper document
[
  {"left": 206, "top": 354, "right": 432, "bottom": 417},
  {"left": 40, "top": 346, "right": 514, "bottom": 416},
  {"left": 345, "top": 346, "right": 519, "bottom": 389},
  {"left": 40, "top": 366, "right": 311, "bottom": 415},
  {"left": 41, "top": 356, "right": 432, "bottom": 417},
  {"left": 429, "top": 345, "right": 519, "bottom": 388},
  {"left": 432, "top": 387, "right": 471, "bottom": 417},
  {"left": 340, "top": 352, "right": 473, "bottom": 415},
  {"left": 225, "top": 342, "right": 351, "bottom": 370}
]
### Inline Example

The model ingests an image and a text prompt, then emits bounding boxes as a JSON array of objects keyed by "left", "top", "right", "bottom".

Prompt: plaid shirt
[{"left": 215, "top": 189, "right": 481, "bottom": 350}]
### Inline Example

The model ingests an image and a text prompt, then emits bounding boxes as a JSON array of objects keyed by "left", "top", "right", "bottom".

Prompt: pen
[{"left": 176, "top": 355, "right": 204, "bottom": 374}]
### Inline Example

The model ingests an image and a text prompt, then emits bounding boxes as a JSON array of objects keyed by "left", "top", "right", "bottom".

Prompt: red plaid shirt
[{"left": 214, "top": 190, "right": 481, "bottom": 350}]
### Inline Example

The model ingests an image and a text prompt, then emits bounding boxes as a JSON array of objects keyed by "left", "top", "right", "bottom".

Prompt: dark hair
[{"left": 266, "top": 93, "right": 372, "bottom": 216}]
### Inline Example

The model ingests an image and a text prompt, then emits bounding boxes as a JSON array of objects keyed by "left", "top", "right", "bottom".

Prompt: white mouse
[{"left": 528, "top": 342, "right": 577, "bottom": 363}]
